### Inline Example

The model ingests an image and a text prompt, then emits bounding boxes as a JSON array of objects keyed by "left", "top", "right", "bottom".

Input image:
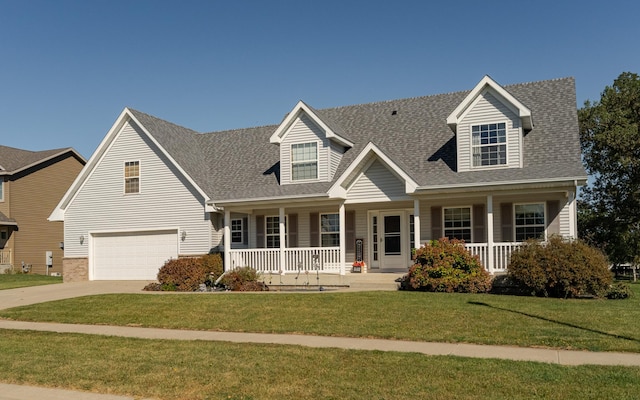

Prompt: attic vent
[{"left": 391, "top": 110, "right": 397, "bottom": 115}]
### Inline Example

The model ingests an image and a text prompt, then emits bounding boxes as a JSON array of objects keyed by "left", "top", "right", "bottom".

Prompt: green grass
[
  {"left": 0, "top": 274, "right": 62, "bottom": 290},
  {"left": 1, "top": 329, "right": 639, "bottom": 400},
  {"left": 2, "top": 285, "right": 640, "bottom": 352}
]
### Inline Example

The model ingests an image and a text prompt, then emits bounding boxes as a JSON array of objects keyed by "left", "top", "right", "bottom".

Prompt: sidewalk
[{"left": 1, "top": 278, "right": 640, "bottom": 400}]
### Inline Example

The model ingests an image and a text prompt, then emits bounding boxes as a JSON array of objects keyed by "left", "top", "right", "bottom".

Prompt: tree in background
[{"left": 578, "top": 72, "right": 640, "bottom": 279}]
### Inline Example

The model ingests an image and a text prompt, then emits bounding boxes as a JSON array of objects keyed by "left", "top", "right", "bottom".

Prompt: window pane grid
[
  {"left": 515, "top": 204, "right": 545, "bottom": 242},
  {"left": 321, "top": 214, "right": 339, "bottom": 247},
  {"left": 231, "top": 219, "right": 243, "bottom": 244},
  {"left": 291, "top": 143, "right": 318, "bottom": 180},
  {"left": 124, "top": 161, "right": 140, "bottom": 194},
  {"left": 472, "top": 123, "right": 506, "bottom": 167},
  {"left": 444, "top": 207, "right": 471, "bottom": 241}
]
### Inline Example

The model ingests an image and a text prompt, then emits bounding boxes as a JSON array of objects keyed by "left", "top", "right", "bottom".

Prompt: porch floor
[{"left": 257, "top": 272, "right": 404, "bottom": 291}]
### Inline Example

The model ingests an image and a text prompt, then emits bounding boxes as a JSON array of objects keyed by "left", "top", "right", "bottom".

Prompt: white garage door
[{"left": 92, "top": 230, "right": 178, "bottom": 280}]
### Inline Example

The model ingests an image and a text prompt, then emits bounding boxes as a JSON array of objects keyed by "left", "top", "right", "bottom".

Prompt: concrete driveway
[{"left": 0, "top": 281, "right": 151, "bottom": 311}]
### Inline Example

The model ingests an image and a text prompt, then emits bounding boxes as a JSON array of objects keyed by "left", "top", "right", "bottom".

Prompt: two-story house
[
  {"left": 0, "top": 145, "right": 85, "bottom": 274},
  {"left": 51, "top": 76, "right": 587, "bottom": 282}
]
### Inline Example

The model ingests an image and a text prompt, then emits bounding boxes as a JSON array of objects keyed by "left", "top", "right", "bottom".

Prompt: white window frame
[
  {"left": 124, "top": 160, "right": 140, "bottom": 194},
  {"left": 231, "top": 218, "right": 244, "bottom": 244},
  {"left": 265, "top": 215, "right": 288, "bottom": 248},
  {"left": 290, "top": 142, "right": 319, "bottom": 181},
  {"left": 514, "top": 202, "right": 546, "bottom": 242},
  {"left": 320, "top": 213, "right": 340, "bottom": 247},
  {"left": 471, "top": 122, "right": 507, "bottom": 168},
  {"left": 443, "top": 206, "right": 473, "bottom": 242},
  {"left": 0, "top": 180, "right": 4, "bottom": 202}
]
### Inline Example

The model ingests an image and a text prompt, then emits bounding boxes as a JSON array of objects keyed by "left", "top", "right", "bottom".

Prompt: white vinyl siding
[
  {"left": 457, "top": 91, "right": 522, "bottom": 172},
  {"left": 346, "top": 159, "right": 407, "bottom": 202},
  {"left": 281, "top": 114, "right": 330, "bottom": 184},
  {"left": 64, "top": 120, "right": 211, "bottom": 258},
  {"left": 329, "top": 141, "right": 344, "bottom": 180}
]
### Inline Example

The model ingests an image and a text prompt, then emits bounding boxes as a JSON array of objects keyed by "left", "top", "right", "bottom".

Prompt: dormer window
[
  {"left": 291, "top": 142, "right": 318, "bottom": 181},
  {"left": 472, "top": 123, "right": 506, "bottom": 167}
]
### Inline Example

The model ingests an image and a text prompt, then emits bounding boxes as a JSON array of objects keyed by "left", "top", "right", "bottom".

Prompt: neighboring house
[
  {"left": 51, "top": 76, "right": 587, "bottom": 281},
  {"left": 0, "top": 145, "right": 85, "bottom": 274}
]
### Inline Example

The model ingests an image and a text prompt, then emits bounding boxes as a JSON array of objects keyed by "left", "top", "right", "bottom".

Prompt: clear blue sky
[{"left": 1, "top": 0, "right": 638, "bottom": 159}]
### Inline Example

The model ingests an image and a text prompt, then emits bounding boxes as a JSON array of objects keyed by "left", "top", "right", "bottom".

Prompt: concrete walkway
[{"left": 1, "top": 278, "right": 640, "bottom": 400}]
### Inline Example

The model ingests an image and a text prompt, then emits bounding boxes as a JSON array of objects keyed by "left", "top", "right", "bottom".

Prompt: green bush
[
  {"left": 220, "top": 267, "right": 268, "bottom": 291},
  {"left": 400, "top": 238, "right": 492, "bottom": 293},
  {"left": 606, "top": 282, "right": 633, "bottom": 299},
  {"left": 507, "top": 235, "right": 613, "bottom": 298},
  {"left": 156, "top": 257, "right": 208, "bottom": 292}
]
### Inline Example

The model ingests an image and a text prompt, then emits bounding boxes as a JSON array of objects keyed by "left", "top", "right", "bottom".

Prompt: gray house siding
[
  {"left": 346, "top": 159, "right": 408, "bottom": 202},
  {"left": 64, "top": 120, "right": 212, "bottom": 258}
]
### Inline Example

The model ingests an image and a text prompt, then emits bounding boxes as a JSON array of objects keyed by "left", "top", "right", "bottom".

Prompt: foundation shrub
[
  {"left": 156, "top": 258, "right": 207, "bottom": 292},
  {"left": 400, "top": 238, "right": 492, "bottom": 293},
  {"left": 220, "top": 267, "right": 268, "bottom": 291},
  {"left": 507, "top": 235, "right": 613, "bottom": 298},
  {"left": 202, "top": 253, "right": 224, "bottom": 283}
]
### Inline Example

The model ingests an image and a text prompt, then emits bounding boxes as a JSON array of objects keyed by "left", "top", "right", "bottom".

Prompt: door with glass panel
[{"left": 380, "top": 212, "right": 405, "bottom": 270}]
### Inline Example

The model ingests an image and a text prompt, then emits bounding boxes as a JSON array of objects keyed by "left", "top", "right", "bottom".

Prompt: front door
[{"left": 380, "top": 212, "right": 405, "bottom": 271}]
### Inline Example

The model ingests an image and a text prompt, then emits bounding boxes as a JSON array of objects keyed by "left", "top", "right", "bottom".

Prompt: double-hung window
[
  {"left": 320, "top": 213, "right": 339, "bottom": 247},
  {"left": 124, "top": 161, "right": 140, "bottom": 194},
  {"left": 266, "top": 216, "right": 287, "bottom": 248},
  {"left": 443, "top": 207, "right": 472, "bottom": 242},
  {"left": 472, "top": 123, "right": 506, "bottom": 167},
  {"left": 291, "top": 142, "right": 318, "bottom": 181},
  {"left": 515, "top": 203, "right": 545, "bottom": 241},
  {"left": 231, "top": 219, "right": 244, "bottom": 244}
]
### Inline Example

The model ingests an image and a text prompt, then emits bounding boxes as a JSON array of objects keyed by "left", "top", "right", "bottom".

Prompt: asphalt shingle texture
[{"left": 127, "top": 77, "right": 587, "bottom": 202}]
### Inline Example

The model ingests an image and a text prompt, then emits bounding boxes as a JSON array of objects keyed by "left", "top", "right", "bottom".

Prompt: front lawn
[
  {"left": 0, "top": 274, "right": 62, "bottom": 290},
  {"left": 2, "top": 285, "right": 640, "bottom": 352},
  {"left": 1, "top": 329, "right": 638, "bottom": 400}
]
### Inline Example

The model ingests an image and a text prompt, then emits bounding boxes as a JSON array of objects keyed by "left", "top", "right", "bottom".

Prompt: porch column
[
  {"left": 339, "top": 202, "right": 346, "bottom": 275},
  {"left": 224, "top": 209, "right": 231, "bottom": 271},
  {"left": 568, "top": 190, "right": 577, "bottom": 238},
  {"left": 279, "top": 207, "right": 285, "bottom": 273},
  {"left": 486, "top": 195, "right": 494, "bottom": 273},
  {"left": 413, "top": 199, "right": 421, "bottom": 249}
]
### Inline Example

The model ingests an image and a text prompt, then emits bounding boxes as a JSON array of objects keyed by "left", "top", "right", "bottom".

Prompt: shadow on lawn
[{"left": 468, "top": 301, "right": 640, "bottom": 345}]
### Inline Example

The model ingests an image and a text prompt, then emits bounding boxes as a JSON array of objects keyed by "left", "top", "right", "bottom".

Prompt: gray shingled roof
[
  {"left": 129, "top": 77, "right": 587, "bottom": 202},
  {"left": 0, "top": 145, "right": 74, "bottom": 174},
  {"left": 0, "top": 211, "right": 17, "bottom": 226}
]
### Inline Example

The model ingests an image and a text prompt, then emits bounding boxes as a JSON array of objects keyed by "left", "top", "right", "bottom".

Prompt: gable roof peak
[
  {"left": 269, "top": 100, "right": 354, "bottom": 148},
  {"left": 447, "top": 75, "right": 534, "bottom": 131}
]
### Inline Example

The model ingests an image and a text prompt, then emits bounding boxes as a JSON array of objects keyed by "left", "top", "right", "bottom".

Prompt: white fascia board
[
  {"left": 328, "top": 142, "right": 418, "bottom": 198},
  {"left": 416, "top": 176, "right": 588, "bottom": 194},
  {"left": 212, "top": 193, "right": 332, "bottom": 208},
  {"left": 49, "top": 108, "right": 132, "bottom": 221},
  {"left": 269, "top": 101, "right": 354, "bottom": 147},
  {"left": 447, "top": 76, "right": 533, "bottom": 131}
]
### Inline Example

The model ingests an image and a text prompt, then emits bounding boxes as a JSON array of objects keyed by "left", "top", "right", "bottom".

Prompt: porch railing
[
  {"left": 0, "top": 250, "right": 11, "bottom": 266},
  {"left": 228, "top": 247, "right": 341, "bottom": 274},
  {"left": 464, "top": 242, "right": 523, "bottom": 273}
]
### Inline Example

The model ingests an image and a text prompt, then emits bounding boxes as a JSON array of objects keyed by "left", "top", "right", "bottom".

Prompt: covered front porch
[
  {"left": 219, "top": 193, "right": 537, "bottom": 275},
  {"left": 227, "top": 242, "right": 522, "bottom": 275}
]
